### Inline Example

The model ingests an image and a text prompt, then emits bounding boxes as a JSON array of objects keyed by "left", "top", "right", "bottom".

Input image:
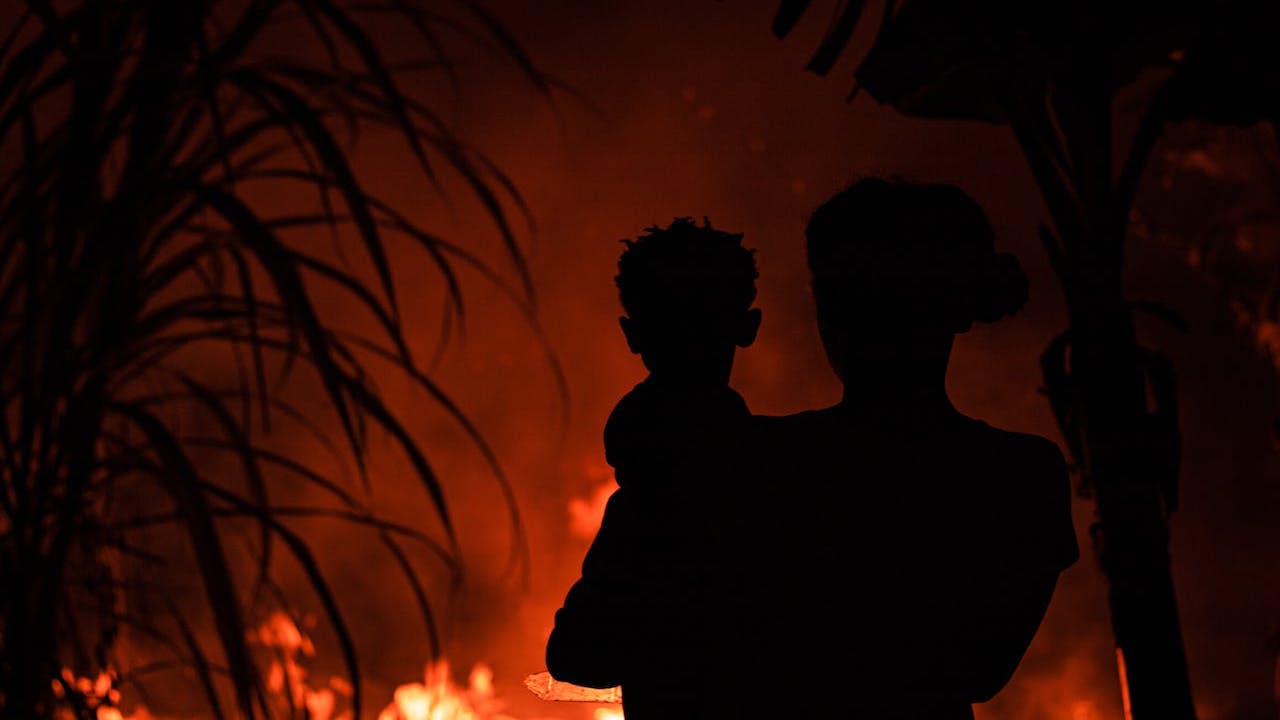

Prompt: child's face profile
[{"left": 619, "top": 305, "right": 761, "bottom": 386}]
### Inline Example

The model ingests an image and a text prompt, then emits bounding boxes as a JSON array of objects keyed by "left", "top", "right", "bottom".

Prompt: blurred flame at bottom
[
  {"left": 256, "top": 612, "right": 524, "bottom": 720},
  {"left": 58, "top": 612, "right": 588, "bottom": 720},
  {"left": 52, "top": 668, "right": 152, "bottom": 720},
  {"left": 378, "top": 660, "right": 515, "bottom": 720}
]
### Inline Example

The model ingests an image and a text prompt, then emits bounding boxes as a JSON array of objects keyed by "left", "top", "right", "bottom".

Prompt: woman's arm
[
  {"left": 946, "top": 437, "right": 1079, "bottom": 702},
  {"left": 545, "top": 489, "right": 640, "bottom": 688}
]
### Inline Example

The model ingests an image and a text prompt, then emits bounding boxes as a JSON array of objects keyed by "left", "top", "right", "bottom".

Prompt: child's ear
[
  {"left": 619, "top": 316, "right": 644, "bottom": 354},
  {"left": 735, "top": 307, "right": 763, "bottom": 348}
]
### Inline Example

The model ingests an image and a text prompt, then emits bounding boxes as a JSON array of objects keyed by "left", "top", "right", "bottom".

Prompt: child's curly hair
[{"left": 615, "top": 217, "right": 758, "bottom": 318}]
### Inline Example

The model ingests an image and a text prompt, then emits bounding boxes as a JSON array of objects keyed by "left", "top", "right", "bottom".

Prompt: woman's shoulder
[
  {"left": 953, "top": 417, "right": 1072, "bottom": 522},
  {"left": 957, "top": 416, "right": 1067, "bottom": 470},
  {"left": 956, "top": 416, "right": 1080, "bottom": 569}
]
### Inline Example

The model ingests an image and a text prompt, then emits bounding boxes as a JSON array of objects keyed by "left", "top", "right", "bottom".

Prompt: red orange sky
[{"left": 158, "top": 2, "right": 1280, "bottom": 718}]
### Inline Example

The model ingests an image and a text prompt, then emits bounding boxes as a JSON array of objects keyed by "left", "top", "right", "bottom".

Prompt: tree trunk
[
  {"left": 1068, "top": 269, "right": 1196, "bottom": 719},
  {"left": 1019, "top": 73, "right": 1198, "bottom": 716}
]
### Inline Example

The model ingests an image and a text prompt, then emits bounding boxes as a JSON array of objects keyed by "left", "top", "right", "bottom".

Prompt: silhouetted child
[
  {"left": 604, "top": 217, "right": 761, "bottom": 493},
  {"left": 546, "top": 217, "right": 761, "bottom": 718}
]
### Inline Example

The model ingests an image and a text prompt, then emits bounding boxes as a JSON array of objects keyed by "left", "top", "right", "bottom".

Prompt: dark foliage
[{"left": 0, "top": 1, "right": 555, "bottom": 717}]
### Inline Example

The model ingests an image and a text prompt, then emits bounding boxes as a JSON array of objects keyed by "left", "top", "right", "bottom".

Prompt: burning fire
[
  {"left": 255, "top": 611, "right": 535, "bottom": 720},
  {"left": 57, "top": 611, "right": 624, "bottom": 719},
  {"left": 254, "top": 610, "right": 354, "bottom": 720},
  {"left": 377, "top": 661, "right": 514, "bottom": 720},
  {"left": 261, "top": 602, "right": 626, "bottom": 720},
  {"left": 55, "top": 464, "right": 1149, "bottom": 720},
  {"left": 52, "top": 668, "right": 152, "bottom": 720}
]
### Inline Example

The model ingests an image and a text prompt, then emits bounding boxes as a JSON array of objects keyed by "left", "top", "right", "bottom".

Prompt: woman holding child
[{"left": 547, "top": 177, "right": 1078, "bottom": 720}]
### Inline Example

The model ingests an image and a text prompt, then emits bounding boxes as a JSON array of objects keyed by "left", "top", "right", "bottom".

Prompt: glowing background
[{"left": 170, "top": 2, "right": 1280, "bottom": 718}]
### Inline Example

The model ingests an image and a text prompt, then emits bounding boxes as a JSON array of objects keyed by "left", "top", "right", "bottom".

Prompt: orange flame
[
  {"left": 378, "top": 661, "right": 515, "bottom": 720},
  {"left": 53, "top": 668, "right": 152, "bottom": 720}
]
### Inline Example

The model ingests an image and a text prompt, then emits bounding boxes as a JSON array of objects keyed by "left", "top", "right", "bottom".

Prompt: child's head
[{"left": 615, "top": 217, "right": 760, "bottom": 386}]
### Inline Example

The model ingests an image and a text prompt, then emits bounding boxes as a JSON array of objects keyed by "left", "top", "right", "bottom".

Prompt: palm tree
[
  {"left": 767, "top": 1, "right": 1277, "bottom": 717},
  {"left": 0, "top": 1, "right": 553, "bottom": 717}
]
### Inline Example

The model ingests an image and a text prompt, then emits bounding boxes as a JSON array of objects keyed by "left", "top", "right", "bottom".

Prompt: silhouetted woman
[{"left": 742, "top": 177, "right": 1079, "bottom": 719}]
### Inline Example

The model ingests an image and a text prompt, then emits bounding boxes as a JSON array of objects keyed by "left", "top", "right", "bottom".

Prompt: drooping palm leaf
[{"left": 0, "top": 1, "right": 555, "bottom": 717}]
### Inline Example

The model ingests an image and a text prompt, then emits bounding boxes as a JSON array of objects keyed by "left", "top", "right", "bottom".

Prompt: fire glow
[
  {"left": 60, "top": 612, "right": 576, "bottom": 720},
  {"left": 52, "top": 475, "right": 1148, "bottom": 720},
  {"left": 255, "top": 612, "right": 529, "bottom": 720}
]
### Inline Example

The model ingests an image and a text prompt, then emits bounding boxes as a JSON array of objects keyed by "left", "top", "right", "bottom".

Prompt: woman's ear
[{"left": 735, "top": 307, "right": 763, "bottom": 348}]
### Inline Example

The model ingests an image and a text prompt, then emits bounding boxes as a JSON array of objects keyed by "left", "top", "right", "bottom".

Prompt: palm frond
[
  {"left": 108, "top": 400, "right": 262, "bottom": 719},
  {"left": 0, "top": 0, "right": 554, "bottom": 716}
]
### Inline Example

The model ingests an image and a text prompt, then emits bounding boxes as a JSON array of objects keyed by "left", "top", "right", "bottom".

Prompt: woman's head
[{"left": 805, "top": 177, "right": 1028, "bottom": 378}]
